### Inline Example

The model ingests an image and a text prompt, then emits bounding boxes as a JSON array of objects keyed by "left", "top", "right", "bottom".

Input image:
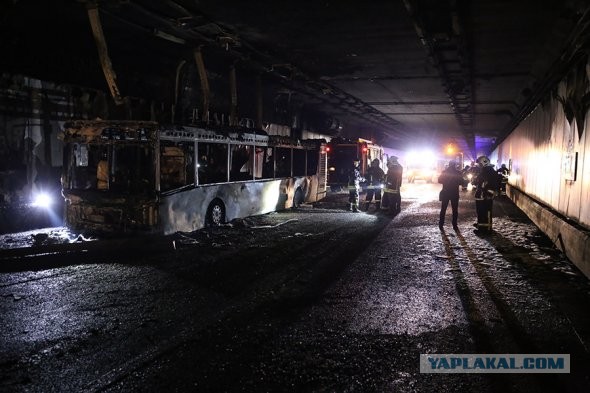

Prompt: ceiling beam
[
  {"left": 100, "top": 0, "right": 408, "bottom": 138},
  {"left": 402, "top": 0, "right": 476, "bottom": 156}
]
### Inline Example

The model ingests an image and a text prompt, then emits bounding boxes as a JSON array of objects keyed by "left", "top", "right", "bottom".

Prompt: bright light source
[
  {"left": 32, "top": 192, "right": 53, "bottom": 208},
  {"left": 406, "top": 151, "right": 420, "bottom": 166},
  {"left": 422, "top": 149, "right": 436, "bottom": 167},
  {"left": 406, "top": 148, "right": 437, "bottom": 169}
]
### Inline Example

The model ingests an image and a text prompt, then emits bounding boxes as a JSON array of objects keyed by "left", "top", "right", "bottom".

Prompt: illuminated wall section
[{"left": 492, "top": 73, "right": 590, "bottom": 229}]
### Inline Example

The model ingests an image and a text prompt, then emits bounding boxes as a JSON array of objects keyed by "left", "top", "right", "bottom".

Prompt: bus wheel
[
  {"left": 206, "top": 199, "right": 225, "bottom": 226},
  {"left": 293, "top": 188, "right": 304, "bottom": 209}
]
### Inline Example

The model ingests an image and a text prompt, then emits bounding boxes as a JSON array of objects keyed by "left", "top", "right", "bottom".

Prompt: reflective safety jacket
[
  {"left": 347, "top": 165, "right": 364, "bottom": 190},
  {"left": 474, "top": 165, "right": 500, "bottom": 199}
]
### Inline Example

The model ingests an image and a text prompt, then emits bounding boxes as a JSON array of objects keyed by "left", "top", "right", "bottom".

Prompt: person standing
[
  {"left": 473, "top": 155, "right": 500, "bottom": 231},
  {"left": 497, "top": 163, "right": 509, "bottom": 195},
  {"left": 364, "top": 158, "right": 385, "bottom": 211},
  {"left": 382, "top": 156, "right": 403, "bottom": 213},
  {"left": 461, "top": 164, "right": 471, "bottom": 191},
  {"left": 347, "top": 159, "right": 364, "bottom": 212},
  {"left": 469, "top": 163, "right": 481, "bottom": 193},
  {"left": 438, "top": 160, "right": 463, "bottom": 230}
]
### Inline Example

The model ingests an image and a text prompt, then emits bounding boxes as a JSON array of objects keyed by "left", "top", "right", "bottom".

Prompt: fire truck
[{"left": 326, "top": 137, "right": 391, "bottom": 191}]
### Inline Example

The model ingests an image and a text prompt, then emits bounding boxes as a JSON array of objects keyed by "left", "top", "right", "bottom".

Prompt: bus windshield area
[{"left": 64, "top": 143, "right": 155, "bottom": 194}]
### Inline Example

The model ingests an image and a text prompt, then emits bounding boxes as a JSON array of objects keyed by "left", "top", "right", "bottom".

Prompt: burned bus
[{"left": 60, "top": 120, "right": 327, "bottom": 234}]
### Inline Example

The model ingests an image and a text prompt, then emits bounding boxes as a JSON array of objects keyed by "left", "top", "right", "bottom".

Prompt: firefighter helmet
[{"left": 476, "top": 155, "right": 491, "bottom": 167}]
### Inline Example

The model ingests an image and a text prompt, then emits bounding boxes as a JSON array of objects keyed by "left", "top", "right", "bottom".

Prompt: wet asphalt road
[{"left": 1, "top": 182, "right": 590, "bottom": 392}]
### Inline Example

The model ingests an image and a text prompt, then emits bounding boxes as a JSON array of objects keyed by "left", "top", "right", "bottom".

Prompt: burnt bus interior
[
  {"left": 65, "top": 140, "right": 156, "bottom": 194},
  {"left": 63, "top": 124, "right": 323, "bottom": 195},
  {"left": 61, "top": 121, "right": 160, "bottom": 233},
  {"left": 62, "top": 122, "right": 158, "bottom": 195},
  {"left": 159, "top": 130, "right": 323, "bottom": 193}
]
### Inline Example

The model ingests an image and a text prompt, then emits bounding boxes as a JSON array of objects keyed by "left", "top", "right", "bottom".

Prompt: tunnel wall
[
  {"left": 491, "top": 60, "right": 590, "bottom": 278},
  {"left": 507, "top": 185, "right": 590, "bottom": 278}
]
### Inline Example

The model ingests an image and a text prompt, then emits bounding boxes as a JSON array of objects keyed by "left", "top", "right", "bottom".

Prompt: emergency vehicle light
[{"left": 32, "top": 192, "right": 53, "bottom": 209}]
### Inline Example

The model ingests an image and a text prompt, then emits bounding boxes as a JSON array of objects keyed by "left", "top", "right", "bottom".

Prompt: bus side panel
[
  {"left": 297, "top": 176, "right": 317, "bottom": 203},
  {"left": 290, "top": 176, "right": 322, "bottom": 205},
  {"left": 283, "top": 173, "right": 327, "bottom": 205},
  {"left": 224, "top": 179, "right": 288, "bottom": 218},
  {"left": 159, "top": 179, "right": 288, "bottom": 234},
  {"left": 160, "top": 187, "right": 210, "bottom": 234},
  {"left": 304, "top": 176, "right": 315, "bottom": 203}
]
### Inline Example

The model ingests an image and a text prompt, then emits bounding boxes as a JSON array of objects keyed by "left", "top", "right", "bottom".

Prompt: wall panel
[{"left": 493, "top": 67, "right": 590, "bottom": 229}]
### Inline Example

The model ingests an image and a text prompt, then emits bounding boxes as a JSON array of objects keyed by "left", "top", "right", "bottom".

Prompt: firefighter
[
  {"left": 473, "top": 155, "right": 500, "bottom": 232},
  {"left": 497, "top": 163, "right": 509, "bottom": 195},
  {"left": 364, "top": 158, "right": 385, "bottom": 211},
  {"left": 438, "top": 160, "right": 463, "bottom": 230},
  {"left": 461, "top": 164, "right": 471, "bottom": 191},
  {"left": 347, "top": 159, "right": 364, "bottom": 212},
  {"left": 382, "top": 156, "right": 403, "bottom": 213},
  {"left": 469, "top": 163, "right": 481, "bottom": 192}
]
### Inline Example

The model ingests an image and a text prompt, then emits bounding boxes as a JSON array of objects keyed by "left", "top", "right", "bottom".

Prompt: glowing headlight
[
  {"left": 329, "top": 166, "right": 336, "bottom": 172},
  {"left": 32, "top": 192, "right": 53, "bottom": 208},
  {"left": 379, "top": 184, "right": 385, "bottom": 189}
]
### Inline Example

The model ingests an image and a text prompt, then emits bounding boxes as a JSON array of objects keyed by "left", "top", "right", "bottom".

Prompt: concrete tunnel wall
[{"left": 491, "top": 59, "right": 590, "bottom": 278}]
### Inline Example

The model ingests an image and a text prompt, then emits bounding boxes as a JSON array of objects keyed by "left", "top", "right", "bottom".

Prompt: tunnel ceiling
[{"left": 1, "top": 0, "right": 589, "bottom": 158}]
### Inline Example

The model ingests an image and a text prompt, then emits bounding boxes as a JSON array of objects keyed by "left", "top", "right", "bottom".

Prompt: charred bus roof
[
  {"left": 61, "top": 120, "right": 325, "bottom": 151},
  {"left": 61, "top": 120, "right": 159, "bottom": 144}
]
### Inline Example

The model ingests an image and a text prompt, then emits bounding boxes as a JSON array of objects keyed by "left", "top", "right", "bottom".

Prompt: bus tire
[
  {"left": 293, "top": 188, "right": 304, "bottom": 209},
  {"left": 206, "top": 199, "right": 225, "bottom": 227}
]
